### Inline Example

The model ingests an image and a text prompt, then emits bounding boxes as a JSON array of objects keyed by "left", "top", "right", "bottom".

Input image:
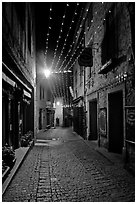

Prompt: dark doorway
[
  {"left": 89, "top": 100, "right": 97, "bottom": 140},
  {"left": 108, "top": 91, "right": 123, "bottom": 153},
  {"left": 73, "top": 106, "right": 85, "bottom": 138},
  {"left": 39, "top": 109, "right": 42, "bottom": 130}
]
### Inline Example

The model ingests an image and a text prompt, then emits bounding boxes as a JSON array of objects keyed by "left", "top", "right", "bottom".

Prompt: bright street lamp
[
  {"left": 44, "top": 69, "right": 51, "bottom": 78},
  {"left": 44, "top": 69, "right": 72, "bottom": 78},
  {"left": 57, "top": 101, "right": 60, "bottom": 105}
]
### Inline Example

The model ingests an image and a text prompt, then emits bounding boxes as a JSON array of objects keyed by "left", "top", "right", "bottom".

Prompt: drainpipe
[{"left": 83, "top": 67, "right": 87, "bottom": 140}]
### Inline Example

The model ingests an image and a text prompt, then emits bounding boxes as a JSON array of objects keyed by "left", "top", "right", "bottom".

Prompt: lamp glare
[{"left": 45, "top": 69, "right": 51, "bottom": 78}]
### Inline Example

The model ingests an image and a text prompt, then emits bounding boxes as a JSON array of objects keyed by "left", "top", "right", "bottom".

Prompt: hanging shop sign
[{"left": 78, "top": 47, "right": 93, "bottom": 67}]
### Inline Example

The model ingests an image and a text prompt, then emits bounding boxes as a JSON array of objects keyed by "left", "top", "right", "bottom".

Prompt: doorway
[
  {"left": 108, "top": 91, "right": 123, "bottom": 153},
  {"left": 39, "top": 109, "right": 42, "bottom": 130},
  {"left": 89, "top": 100, "right": 97, "bottom": 140}
]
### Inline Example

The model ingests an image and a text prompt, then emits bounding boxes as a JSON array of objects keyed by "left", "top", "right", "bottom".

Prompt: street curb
[
  {"left": 84, "top": 140, "right": 115, "bottom": 165},
  {"left": 72, "top": 131, "right": 122, "bottom": 166},
  {"left": 2, "top": 141, "right": 34, "bottom": 196}
]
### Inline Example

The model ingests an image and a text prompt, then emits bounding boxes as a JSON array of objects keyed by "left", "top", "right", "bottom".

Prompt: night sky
[
  {"left": 34, "top": 2, "right": 85, "bottom": 70},
  {"left": 33, "top": 2, "right": 86, "bottom": 101}
]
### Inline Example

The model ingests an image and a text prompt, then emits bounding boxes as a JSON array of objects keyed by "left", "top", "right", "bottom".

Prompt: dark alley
[{"left": 2, "top": 2, "right": 135, "bottom": 202}]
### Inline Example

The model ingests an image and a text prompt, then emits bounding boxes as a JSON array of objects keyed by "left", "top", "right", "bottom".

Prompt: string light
[
  {"left": 54, "top": 75, "right": 62, "bottom": 98},
  {"left": 65, "top": 72, "right": 69, "bottom": 104},
  {"left": 51, "top": 3, "right": 69, "bottom": 70},
  {"left": 45, "top": 4, "right": 53, "bottom": 63},
  {"left": 56, "top": 75, "right": 62, "bottom": 98},
  {"left": 45, "top": 4, "right": 95, "bottom": 100},
  {"left": 63, "top": 6, "right": 89, "bottom": 71},
  {"left": 58, "top": 6, "right": 85, "bottom": 72},
  {"left": 63, "top": 35, "right": 84, "bottom": 71},
  {"left": 48, "top": 80, "right": 57, "bottom": 98},
  {"left": 65, "top": 4, "right": 113, "bottom": 89},
  {"left": 61, "top": 72, "right": 67, "bottom": 104},
  {"left": 54, "top": 3, "right": 80, "bottom": 72}
]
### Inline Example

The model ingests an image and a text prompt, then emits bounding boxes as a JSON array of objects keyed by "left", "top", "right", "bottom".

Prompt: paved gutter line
[{"left": 2, "top": 142, "right": 34, "bottom": 195}]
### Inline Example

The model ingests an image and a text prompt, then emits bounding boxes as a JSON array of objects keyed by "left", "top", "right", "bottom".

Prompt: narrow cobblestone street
[{"left": 3, "top": 128, "right": 135, "bottom": 202}]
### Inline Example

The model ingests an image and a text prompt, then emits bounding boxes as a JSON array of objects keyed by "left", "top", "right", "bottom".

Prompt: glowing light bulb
[{"left": 44, "top": 69, "right": 51, "bottom": 78}]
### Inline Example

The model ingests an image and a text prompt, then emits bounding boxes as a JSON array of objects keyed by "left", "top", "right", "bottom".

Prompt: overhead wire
[
  {"left": 54, "top": 3, "right": 80, "bottom": 72},
  {"left": 51, "top": 3, "right": 69, "bottom": 70}
]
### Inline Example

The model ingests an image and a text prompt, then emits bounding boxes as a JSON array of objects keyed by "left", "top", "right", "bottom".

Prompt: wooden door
[{"left": 108, "top": 91, "right": 123, "bottom": 153}]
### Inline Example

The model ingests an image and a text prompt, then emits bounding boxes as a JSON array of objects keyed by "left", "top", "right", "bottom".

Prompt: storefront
[{"left": 2, "top": 63, "right": 33, "bottom": 149}]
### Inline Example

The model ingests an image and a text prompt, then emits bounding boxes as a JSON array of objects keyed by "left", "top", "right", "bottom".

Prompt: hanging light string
[
  {"left": 62, "top": 73, "right": 68, "bottom": 105},
  {"left": 67, "top": 44, "right": 85, "bottom": 71},
  {"left": 57, "top": 74, "right": 64, "bottom": 98},
  {"left": 64, "top": 6, "right": 91, "bottom": 72},
  {"left": 70, "top": 73, "right": 73, "bottom": 99},
  {"left": 61, "top": 72, "right": 66, "bottom": 104},
  {"left": 61, "top": 73, "right": 65, "bottom": 100},
  {"left": 57, "top": 73, "right": 64, "bottom": 99},
  {"left": 87, "top": 5, "right": 112, "bottom": 47},
  {"left": 46, "top": 74, "right": 57, "bottom": 98},
  {"left": 45, "top": 3, "right": 53, "bottom": 65},
  {"left": 54, "top": 3, "right": 80, "bottom": 72},
  {"left": 56, "top": 73, "right": 64, "bottom": 98},
  {"left": 58, "top": 5, "right": 85, "bottom": 72},
  {"left": 65, "top": 72, "right": 69, "bottom": 105},
  {"left": 48, "top": 77, "right": 58, "bottom": 98},
  {"left": 48, "top": 83, "right": 56, "bottom": 99},
  {"left": 67, "top": 31, "right": 92, "bottom": 71},
  {"left": 51, "top": 3, "right": 69, "bottom": 70},
  {"left": 48, "top": 73, "right": 60, "bottom": 98},
  {"left": 61, "top": 74, "right": 66, "bottom": 106},
  {"left": 63, "top": 35, "right": 85, "bottom": 71},
  {"left": 53, "top": 79, "right": 60, "bottom": 98},
  {"left": 63, "top": 73, "right": 68, "bottom": 104},
  {"left": 46, "top": 3, "right": 69, "bottom": 100},
  {"left": 54, "top": 74, "right": 62, "bottom": 98}
]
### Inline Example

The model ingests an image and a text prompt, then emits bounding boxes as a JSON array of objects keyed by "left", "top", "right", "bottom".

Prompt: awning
[
  {"left": 2, "top": 62, "right": 32, "bottom": 93},
  {"left": 2, "top": 72, "right": 16, "bottom": 87},
  {"left": 23, "top": 90, "right": 31, "bottom": 98}
]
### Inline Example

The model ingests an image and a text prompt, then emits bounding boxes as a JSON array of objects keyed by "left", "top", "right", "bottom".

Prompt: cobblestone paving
[{"left": 3, "top": 128, "right": 135, "bottom": 202}]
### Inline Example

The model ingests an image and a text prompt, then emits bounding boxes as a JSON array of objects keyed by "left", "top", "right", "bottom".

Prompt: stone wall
[{"left": 85, "top": 2, "right": 134, "bottom": 150}]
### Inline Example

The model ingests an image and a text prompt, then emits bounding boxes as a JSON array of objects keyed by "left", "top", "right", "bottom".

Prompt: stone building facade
[
  {"left": 73, "top": 2, "right": 135, "bottom": 171},
  {"left": 36, "top": 52, "right": 55, "bottom": 131},
  {"left": 2, "top": 3, "right": 36, "bottom": 149}
]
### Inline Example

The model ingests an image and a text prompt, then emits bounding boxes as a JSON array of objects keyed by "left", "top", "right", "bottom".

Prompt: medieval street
[
  {"left": 2, "top": 128, "right": 135, "bottom": 202},
  {"left": 2, "top": 2, "right": 135, "bottom": 202}
]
